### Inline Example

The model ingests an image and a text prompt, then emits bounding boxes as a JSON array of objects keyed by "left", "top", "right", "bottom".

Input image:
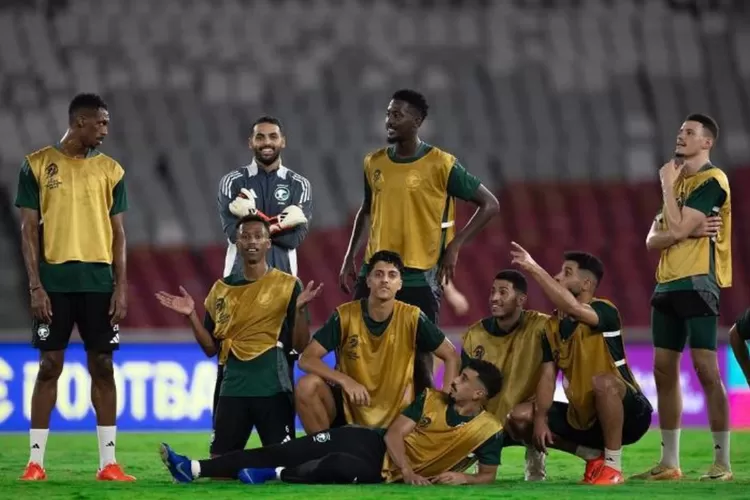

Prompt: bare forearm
[
  {"left": 534, "top": 373, "right": 556, "bottom": 418},
  {"left": 344, "top": 205, "right": 369, "bottom": 258},
  {"left": 112, "top": 227, "right": 127, "bottom": 286},
  {"left": 188, "top": 311, "right": 217, "bottom": 357},
  {"left": 662, "top": 188, "right": 684, "bottom": 236},
  {"left": 528, "top": 265, "right": 579, "bottom": 315},
  {"left": 453, "top": 199, "right": 498, "bottom": 246},
  {"left": 21, "top": 222, "right": 42, "bottom": 288},
  {"left": 440, "top": 353, "right": 460, "bottom": 391},
  {"left": 384, "top": 432, "right": 413, "bottom": 475},
  {"left": 646, "top": 228, "right": 677, "bottom": 250},
  {"left": 291, "top": 307, "right": 310, "bottom": 353},
  {"left": 299, "top": 355, "right": 351, "bottom": 386}
]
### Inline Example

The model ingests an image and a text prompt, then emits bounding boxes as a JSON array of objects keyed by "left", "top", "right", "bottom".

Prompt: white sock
[
  {"left": 604, "top": 448, "right": 622, "bottom": 472},
  {"left": 712, "top": 431, "right": 730, "bottom": 467},
  {"left": 660, "top": 429, "right": 680, "bottom": 468},
  {"left": 97, "top": 426, "right": 117, "bottom": 469},
  {"left": 191, "top": 460, "right": 201, "bottom": 479},
  {"left": 574, "top": 445, "right": 601, "bottom": 460},
  {"left": 29, "top": 429, "right": 49, "bottom": 467},
  {"left": 275, "top": 467, "right": 285, "bottom": 480}
]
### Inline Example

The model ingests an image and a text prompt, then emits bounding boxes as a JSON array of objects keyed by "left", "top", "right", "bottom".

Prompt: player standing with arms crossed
[
  {"left": 633, "top": 114, "right": 733, "bottom": 482},
  {"left": 214, "top": 115, "right": 312, "bottom": 444},
  {"left": 156, "top": 215, "right": 321, "bottom": 456},
  {"left": 339, "top": 89, "right": 500, "bottom": 394},
  {"left": 15, "top": 93, "right": 133, "bottom": 481}
]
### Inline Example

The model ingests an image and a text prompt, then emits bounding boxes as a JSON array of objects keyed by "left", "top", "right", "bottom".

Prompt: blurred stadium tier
[{"left": 0, "top": 0, "right": 748, "bottom": 331}]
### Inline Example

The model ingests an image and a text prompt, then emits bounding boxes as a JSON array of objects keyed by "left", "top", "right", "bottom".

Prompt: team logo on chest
[
  {"left": 273, "top": 185, "right": 290, "bottom": 203},
  {"left": 256, "top": 289, "right": 273, "bottom": 307},
  {"left": 345, "top": 334, "right": 360, "bottom": 360},
  {"left": 405, "top": 170, "right": 421, "bottom": 190},
  {"left": 215, "top": 297, "right": 230, "bottom": 324},
  {"left": 417, "top": 415, "right": 432, "bottom": 428},
  {"left": 472, "top": 345, "right": 485, "bottom": 360},
  {"left": 45, "top": 163, "right": 62, "bottom": 190}
]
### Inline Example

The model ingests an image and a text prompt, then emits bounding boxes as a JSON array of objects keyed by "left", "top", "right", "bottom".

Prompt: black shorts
[
  {"left": 211, "top": 393, "right": 296, "bottom": 455},
  {"left": 32, "top": 292, "right": 119, "bottom": 352},
  {"left": 547, "top": 390, "right": 653, "bottom": 449},
  {"left": 354, "top": 279, "right": 439, "bottom": 393},
  {"left": 329, "top": 385, "right": 348, "bottom": 428}
]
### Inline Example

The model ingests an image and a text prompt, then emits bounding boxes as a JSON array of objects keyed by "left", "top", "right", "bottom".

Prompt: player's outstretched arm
[
  {"left": 155, "top": 287, "right": 218, "bottom": 357},
  {"left": 510, "top": 242, "right": 600, "bottom": 327},
  {"left": 729, "top": 322, "right": 750, "bottom": 387},
  {"left": 384, "top": 415, "right": 430, "bottom": 485}
]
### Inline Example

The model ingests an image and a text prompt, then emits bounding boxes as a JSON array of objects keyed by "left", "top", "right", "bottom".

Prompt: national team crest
[
  {"left": 313, "top": 432, "right": 330, "bottom": 443},
  {"left": 345, "top": 335, "right": 360, "bottom": 360},
  {"left": 215, "top": 297, "right": 230, "bottom": 324},
  {"left": 44, "top": 163, "right": 61, "bottom": 189},
  {"left": 274, "top": 185, "right": 290, "bottom": 202},
  {"left": 473, "top": 345, "right": 485, "bottom": 360},
  {"left": 36, "top": 324, "right": 50, "bottom": 340},
  {"left": 405, "top": 170, "right": 421, "bottom": 190},
  {"left": 417, "top": 415, "right": 432, "bottom": 428},
  {"left": 256, "top": 290, "right": 273, "bottom": 306}
]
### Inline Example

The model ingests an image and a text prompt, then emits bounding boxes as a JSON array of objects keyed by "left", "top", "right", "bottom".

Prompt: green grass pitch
[{"left": 0, "top": 430, "right": 748, "bottom": 499}]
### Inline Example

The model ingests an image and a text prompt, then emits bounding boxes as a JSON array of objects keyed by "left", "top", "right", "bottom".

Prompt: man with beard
[
  {"left": 505, "top": 245, "right": 652, "bottom": 486},
  {"left": 338, "top": 89, "right": 500, "bottom": 396},
  {"left": 633, "top": 114, "right": 734, "bottom": 482},
  {"left": 159, "top": 359, "right": 503, "bottom": 486},
  {"left": 156, "top": 215, "right": 322, "bottom": 456},
  {"left": 213, "top": 115, "right": 313, "bottom": 449},
  {"left": 459, "top": 270, "right": 550, "bottom": 481}
]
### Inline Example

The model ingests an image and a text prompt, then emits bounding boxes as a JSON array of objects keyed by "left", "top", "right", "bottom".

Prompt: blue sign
[{"left": 0, "top": 343, "right": 335, "bottom": 432}]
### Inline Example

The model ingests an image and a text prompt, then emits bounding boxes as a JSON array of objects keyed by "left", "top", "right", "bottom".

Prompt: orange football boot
[
  {"left": 96, "top": 463, "right": 136, "bottom": 481},
  {"left": 19, "top": 462, "right": 46, "bottom": 481},
  {"left": 589, "top": 465, "right": 624, "bottom": 485},
  {"left": 581, "top": 455, "right": 604, "bottom": 484}
]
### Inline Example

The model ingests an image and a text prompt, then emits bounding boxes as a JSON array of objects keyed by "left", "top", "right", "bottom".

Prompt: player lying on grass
[
  {"left": 729, "top": 308, "right": 750, "bottom": 386},
  {"left": 295, "top": 250, "right": 461, "bottom": 433},
  {"left": 156, "top": 214, "right": 322, "bottom": 456},
  {"left": 160, "top": 359, "right": 503, "bottom": 485},
  {"left": 505, "top": 245, "right": 653, "bottom": 485},
  {"left": 459, "top": 270, "right": 550, "bottom": 481}
]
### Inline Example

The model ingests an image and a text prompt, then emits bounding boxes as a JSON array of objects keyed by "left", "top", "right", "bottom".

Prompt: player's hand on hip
[
  {"left": 691, "top": 215, "right": 722, "bottom": 238},
  {"left": 438, "top": 240, "right": 461, "bottom": 285},
  {"left": 403, "top": 471, "right": 432, "bottom": 486},
  {"left": 155, "top": 286, "right": 195, "bottom": 316},
  {"left": 510, "top": 241, "right": 539, "bottom": 273},
  {"left": 532, "top": 419, "right": 554, "bottom": 454},
  {"left": 109, "top": 283, "right": 128, "bottom": 325},
  {"left": 341, "top": 378, "right": 370, "bottom": 406},
  {"left": 297, "top": 281, "right": 324, "bottom": 309},
  {"left": 430, "top": 472, "right": 468, "bottom": 485},
  {"left": 228, "top": 188, "right": 257, "bottom": 217},
  {"left": 30, "top": 287, "right": 53, "bottom": 324},
  {"left": 338, "top": 255, "right": 357, "bottom": 294}
]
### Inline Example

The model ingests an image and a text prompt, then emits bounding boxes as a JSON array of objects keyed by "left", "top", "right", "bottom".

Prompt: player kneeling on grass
[
  {"left": 156, "top": 214, "right": 322, "bottom": 457},
  {"left": 505, "top": 244, "right": 653, "bottom": 485},
  {"left": 295, "top": 250, "right": 461, "bottom": 433},
  {"left": 160, "top": 359, "right": 503, "bottom": 485}
]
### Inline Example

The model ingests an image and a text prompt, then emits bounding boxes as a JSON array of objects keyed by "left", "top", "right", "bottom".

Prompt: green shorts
[{"left": 650, "top": 290, "right": 719, "bottom": 352}]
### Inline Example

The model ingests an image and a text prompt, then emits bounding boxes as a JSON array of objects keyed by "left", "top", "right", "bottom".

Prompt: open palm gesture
[
  {"left": 297, "top": 281, "right": 323, "bottom": 310},
  {"left": 155, "top": 286, "right": 195, "bottom": 316}
]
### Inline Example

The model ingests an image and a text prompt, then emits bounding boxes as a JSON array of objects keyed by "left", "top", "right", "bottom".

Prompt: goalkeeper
[{"left": 214, "top": 115, "right": 313, "bottom": 450}]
